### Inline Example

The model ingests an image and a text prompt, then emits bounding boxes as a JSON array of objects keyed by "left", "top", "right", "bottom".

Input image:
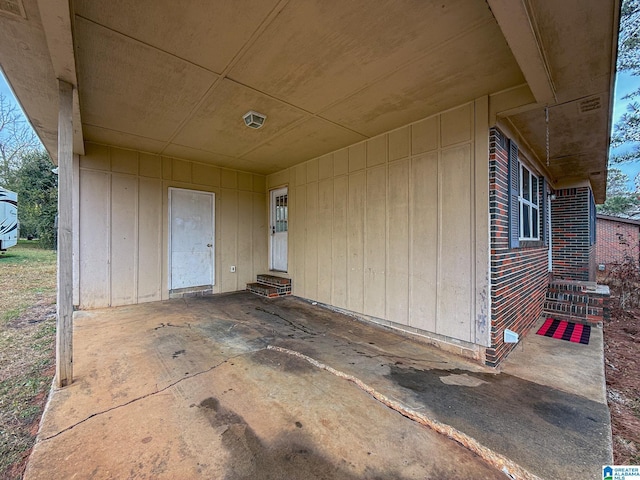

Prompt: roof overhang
[
  {"left": 488, "top": 0, "right": 619, "bottom": 202},
  {"left": 0, "top": 0, "right": 619, "bottom": 201}
]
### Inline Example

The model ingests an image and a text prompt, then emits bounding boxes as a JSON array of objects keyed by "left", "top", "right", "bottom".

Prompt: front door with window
[{"left": 270, "top": 187, "right": 288, "bottom": 272}]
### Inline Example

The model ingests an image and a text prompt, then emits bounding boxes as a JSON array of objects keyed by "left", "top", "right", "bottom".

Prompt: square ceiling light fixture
[{"left": 243, "top": 110, "right": 266, "bottom": 129}]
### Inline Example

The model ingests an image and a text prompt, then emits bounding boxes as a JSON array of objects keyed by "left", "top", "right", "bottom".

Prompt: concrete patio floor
[{"left": 25, "top": 292, "right": 612, "bottom": 479}]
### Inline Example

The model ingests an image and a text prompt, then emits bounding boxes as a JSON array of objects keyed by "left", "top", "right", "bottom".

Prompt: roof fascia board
[
  {"left": 489, "top": 83, "right": 539, "bottom": 124},
  {"left": 36, "top": 0, "right": 84, "bottom": 155},
  {"left": 487, "top": 0, "right": 556, "bottom": 104}
]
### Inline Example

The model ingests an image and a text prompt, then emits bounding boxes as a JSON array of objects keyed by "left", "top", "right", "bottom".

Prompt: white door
[
  {"left": 169, "top": 188, "right": 215, "bottom": 290},
  {"left": 270, "top": 187, "right": 288, "bottom": 272}
]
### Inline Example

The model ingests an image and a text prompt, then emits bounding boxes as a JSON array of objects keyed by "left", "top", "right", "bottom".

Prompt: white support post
[{"left": 56, "top": 80, "right": 74, "bottom": 388}]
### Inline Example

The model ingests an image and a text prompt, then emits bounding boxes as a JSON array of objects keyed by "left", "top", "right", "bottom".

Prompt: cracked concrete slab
[{"left": 25, "top": 292, "right": 611, "bottom": 479}]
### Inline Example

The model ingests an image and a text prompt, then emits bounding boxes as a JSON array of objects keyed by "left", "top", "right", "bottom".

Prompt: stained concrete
[
  {"left": 25, "top": 293, "right": 612, "bottom": 479},
  {"left": 501, "top": 316, "right": 607, "bottom": 404}
]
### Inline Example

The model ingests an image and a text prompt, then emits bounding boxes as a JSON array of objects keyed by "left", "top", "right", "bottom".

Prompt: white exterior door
[
  {"left": 169, "top": 188, "right": 215, "bottom": 290},
  {"left": 270, "top": 187, "right": 288, "bottom": 272}
]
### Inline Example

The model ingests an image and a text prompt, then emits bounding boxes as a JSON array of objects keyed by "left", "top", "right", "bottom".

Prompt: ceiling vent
[
  {"left": 578, "top": 96, "right": 602, "bottom": 115},
  {"left": 243, "top": 111, "right": 266, "bottom": 129},
  {"left": 0, "top": 0, "right": 26, "bottom": 19}
]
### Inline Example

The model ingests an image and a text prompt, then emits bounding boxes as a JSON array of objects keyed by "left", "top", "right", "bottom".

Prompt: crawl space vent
[
  {"left": 578, "top": 96, "right": 602, "bottom": 115},
  {"left": 0, "top": 0, "right": 26, "bottom": 18}
]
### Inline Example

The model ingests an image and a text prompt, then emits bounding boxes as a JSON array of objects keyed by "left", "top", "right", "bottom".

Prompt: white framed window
[{"left": 519, "top": 164, "right": 539, "bottom": 240}]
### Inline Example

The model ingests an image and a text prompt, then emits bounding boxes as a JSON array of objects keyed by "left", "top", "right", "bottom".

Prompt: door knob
[{"left": 207, "top": 243, "right": 212, "bottom": 247}]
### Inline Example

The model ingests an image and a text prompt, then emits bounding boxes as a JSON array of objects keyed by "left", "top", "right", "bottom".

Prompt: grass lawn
[{"left": 0, "top": 240, "right": 57, "bottom": 479}]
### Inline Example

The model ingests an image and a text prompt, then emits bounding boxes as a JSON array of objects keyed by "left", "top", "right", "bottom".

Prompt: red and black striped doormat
[{"left": 536, "top": 318, "right": 591, "bottom": 345}]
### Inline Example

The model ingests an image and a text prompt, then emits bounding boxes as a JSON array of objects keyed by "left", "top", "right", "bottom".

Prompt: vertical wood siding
[
  {"left": 267, "top": 100, "right": 490, "bottom": 346},
  {"left": 77, "top": 143, "right": 267, "bottom": 308}
]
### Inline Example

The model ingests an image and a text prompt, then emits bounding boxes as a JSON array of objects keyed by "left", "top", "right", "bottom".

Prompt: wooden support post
[{"left": 56, "top": 80, "right": 74, "bottom": 388}]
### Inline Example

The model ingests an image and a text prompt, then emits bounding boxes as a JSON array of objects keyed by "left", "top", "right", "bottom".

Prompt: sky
[
  {"left": 610, "top": 70, "right": 640, "bottom": 187},
  {"left": 0, "top": 70, "right": 13, "bottom": 98},
  {"left": 0, "top": 69, "right": 21, "bottom": 111},
  {"left": 0, "top": 68, "right": 41, "bottom": 148}
]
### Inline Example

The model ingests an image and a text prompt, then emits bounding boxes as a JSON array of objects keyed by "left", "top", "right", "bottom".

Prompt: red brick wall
[
  {"left": 487, "top": 128, "right": 549, "bottom": 367},
  {"left": 596, "top": 217, "right": 640, "bottom": 270},
  {"left": 551, "top": 188, "right": 595, "bottom": 281}
]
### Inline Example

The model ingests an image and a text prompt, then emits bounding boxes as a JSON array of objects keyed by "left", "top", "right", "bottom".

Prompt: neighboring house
[
  {"left": 0, "top": 0, "right": 619, "bottom": 383},
  {"left": 596, "top": 214, "right": 640, "bottom": 271}
]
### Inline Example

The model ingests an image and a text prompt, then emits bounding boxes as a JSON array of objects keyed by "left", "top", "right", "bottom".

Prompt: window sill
[{"left": 518, "top": 240, "right": 546, "bottom": 249}]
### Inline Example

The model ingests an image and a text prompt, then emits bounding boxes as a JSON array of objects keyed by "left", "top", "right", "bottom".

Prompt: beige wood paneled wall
[
  {"left": 77, "top": 143, "right": 267, "bottom": 308},
  {"left": 267, "top": 99, "right": 490, "bottom": 346}
]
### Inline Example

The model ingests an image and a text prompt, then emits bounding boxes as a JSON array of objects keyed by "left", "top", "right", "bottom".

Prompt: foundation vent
[
  {"left": 0, "top": 0, "right": 26, "bottom": 18},
  {"left": 578, "top": 95, "right": 602, "bottom": 115}
]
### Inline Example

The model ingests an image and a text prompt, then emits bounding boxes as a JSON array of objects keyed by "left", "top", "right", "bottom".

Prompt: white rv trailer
[{"left": 0, "top": 187, "right": 18, "bottom": 252}]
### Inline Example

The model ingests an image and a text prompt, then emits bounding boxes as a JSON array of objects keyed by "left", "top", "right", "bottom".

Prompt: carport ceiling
[
  {"left": 72, "top": 0, "right": 526, "bottom": 174},
  {"left": 0, "top": 0, "right": 617, "bottom": 198}
]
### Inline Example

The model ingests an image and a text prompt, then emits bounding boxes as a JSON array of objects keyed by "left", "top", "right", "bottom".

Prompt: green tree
[
  {"left": 0, "top": 92, "right": 40, "bottom": 184},
  {"left": 611, "top": 0, "right": 640, "bottom": 163},
  {"left": 11, "top": 151, "right": 58, "bottom": 248},
  {"left": 597, "top": 168, "right": 640, "bottom": 215},
  {"left": 0, "top": 89, "right": 57, "bottom": 248}
]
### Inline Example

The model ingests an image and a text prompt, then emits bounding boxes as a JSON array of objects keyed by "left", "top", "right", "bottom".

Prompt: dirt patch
[
  {"left": 604, "top": 291, "right": 640, "bottom": 465},
  {"left": 6, "top": 302, "right": 56, "bottom": 330}
]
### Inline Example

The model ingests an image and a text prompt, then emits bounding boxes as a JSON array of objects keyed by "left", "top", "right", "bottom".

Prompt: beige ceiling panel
[
  {"left": 83, "top": 125, "right": 167, "bottom": 155},
  {"left": 162, "top": 144, "right": 268, "bottom": 175},
  {"left": 161, "top": 144, "right": 237, "bottom": 165},
  {"left": 527, "top": 0, "right": 616, "bottom": 103},
  {"left": 548, "top": 154, "right": 607, "bottom": 203},
  {"left": 509, "top": 101, "right": 610, "bottom": 160},
  {"left": 220, "top": 157, "right": 272, "bottom": 175},
  {"left": 74, "top": 0, "right": 279, "bottom": 74},
  {"left": 550, "top": 156, "right": 603, "bottom": 177},
  {"left": 508, "top": 96, "right": 610, "bottom": 203},
  {"left": 172, "top": 79, "right": 307, "bottom": 157},
  {"left": 74, "top": 17, "right": 218, "bottom": 141},
  {"left": 320, "top": 23, "right": 524, "bottom": 137},
  {"left": 229, "top": 0, "right": 495, "bottom": 112},
  {"left": 242, "top": 117, "right": 366, "bottom": 172},
  {"left": 489, "top": 84, "right": 537, "bottom": 121}
]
